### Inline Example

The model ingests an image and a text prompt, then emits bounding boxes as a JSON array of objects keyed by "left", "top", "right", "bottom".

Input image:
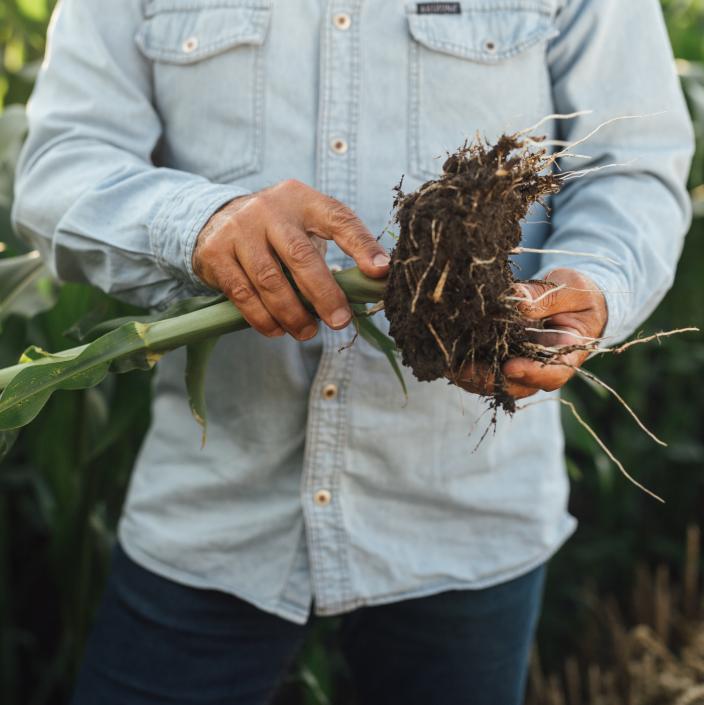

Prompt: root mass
[{"left": 385, "top": 135, "right": 560, "bottom": 412}]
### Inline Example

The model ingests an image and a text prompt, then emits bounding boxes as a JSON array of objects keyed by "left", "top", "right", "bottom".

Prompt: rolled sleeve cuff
[
  {"left": 532, "top": 262, "right": 630, "bottom": 344},
  {"left": 149, "top": 180, "right": 250, "bottom": 292}
]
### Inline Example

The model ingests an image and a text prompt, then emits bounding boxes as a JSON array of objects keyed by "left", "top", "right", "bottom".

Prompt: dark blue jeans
[{"left": 71, "top": 544, "right": 546, "bottom": 705}]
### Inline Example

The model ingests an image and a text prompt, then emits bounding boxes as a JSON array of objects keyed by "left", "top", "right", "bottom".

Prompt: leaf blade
[
  {"left": 351, "top": 304, "right": 407, "bottom": 399},
  {"left": 185, "top": 337, "right": 219, "bottom": 447}
]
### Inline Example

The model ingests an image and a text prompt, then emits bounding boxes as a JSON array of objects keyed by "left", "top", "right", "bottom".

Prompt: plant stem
[{"left": 0, "top": 267, "right": 387, "bottom": 392}]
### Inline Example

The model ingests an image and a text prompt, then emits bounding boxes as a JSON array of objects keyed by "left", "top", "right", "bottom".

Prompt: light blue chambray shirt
[{"left": 12, "top": 0, "right": 693, "bottom": 623}]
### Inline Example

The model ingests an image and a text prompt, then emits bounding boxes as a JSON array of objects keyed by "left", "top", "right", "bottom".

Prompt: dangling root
[
  {"left": 594, "top": 328, "right": 700, "bottom": 355},
  {"left": 511, "top": 247, "right": 619, "bottom": 265},
  {"left": 519, "top": 397, "right": 664, "bottom": 503},
  {"left": 575, "top": 367, "right": 667, "bottom": 447}
]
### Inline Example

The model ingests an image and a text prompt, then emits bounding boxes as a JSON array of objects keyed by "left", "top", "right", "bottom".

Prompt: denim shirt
[{"left": 12, "top": 0, "right": 693, "bottom": 623}]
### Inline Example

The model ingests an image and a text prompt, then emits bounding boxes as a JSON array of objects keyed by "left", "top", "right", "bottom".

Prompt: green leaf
[
  {"left": 185, "top": 337, "right": 219, "bottom": 447},
  {"left": 0, "top": 322, "right": 147, "bottom": 431},
  {"left": 0, "top": 429, "right": 19, "bottom": 462},
  {"left": 351, "top": 304, "right": 407, "bottom": 399},
  {"left": 0, "top": 106, "right": 28, "bottom": 209},
  {"left": 66, "top": 293, "right": 225, "bottom": 343},
  {"left": 0, "top": 252, "right": 57, "bottom": 327}
]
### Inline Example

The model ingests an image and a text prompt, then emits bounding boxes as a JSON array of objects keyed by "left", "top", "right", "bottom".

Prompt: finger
[
  {"left": 268, "top": 223, "right": 352, "bottom": 330},
  {"left": 210, "top": 259, "right": 285, "bottom": 338},
  {"left": 235, "top": 238, "right": 318, "bottom": 341},
  {"left": 456, "top": 377, "right": 541, "bottom": 400},
  {"left": 453, "top": 362, "right": 538, "bottom": 399},
  {"left": 304, "top": 194, "right": 390, "bottom": 278},
  {"left": 514, "top": 270, "right": 598, "bottom": 321},
  {"left": 503, "top": 345, "right": 587, "bottom": 391}
]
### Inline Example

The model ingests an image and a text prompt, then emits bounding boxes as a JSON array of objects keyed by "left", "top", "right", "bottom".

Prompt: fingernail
[
  {"left": 330, "top": 308, "right": 352, "bottom": 328},
  {"left": 299, "top": 324, "right": 318, "bottom": 341},
  {"left": 509, "top": 370, "right": 525, "bottom": 380},
  {"left": 268, "top": 327, "right": 285, "bottom": 338},
  {"left": 373, "top": 253, "right": 391, "bottom": 267}
]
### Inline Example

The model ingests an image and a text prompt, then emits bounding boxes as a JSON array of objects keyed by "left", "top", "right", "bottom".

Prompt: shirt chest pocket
[
  {"left": 136, "top": 0, "right": 271, "bottom": 183},
  {"left": 406, "top": 2, "right": 559, "bottom": 181}
]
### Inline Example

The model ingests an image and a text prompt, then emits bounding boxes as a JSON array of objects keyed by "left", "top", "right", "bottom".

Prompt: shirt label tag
[{"left": 417, "top": 2, "right": 461, "bottom": 14}]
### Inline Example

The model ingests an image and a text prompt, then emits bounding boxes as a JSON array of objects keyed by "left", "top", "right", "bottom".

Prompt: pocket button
[
  {"left": 333, "top": 13, "right": 352, "bottom": 30},
  {"left": 182, "top": 36, "right": 199, "bottom": 53}
]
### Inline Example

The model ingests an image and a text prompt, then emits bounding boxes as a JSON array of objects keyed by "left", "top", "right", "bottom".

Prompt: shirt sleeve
[
  {"left": 534, "top": 0, "right": 695, "bottom": 343},
  {"left": 11, "top": 0, "right": 248, "bottom": 309}
]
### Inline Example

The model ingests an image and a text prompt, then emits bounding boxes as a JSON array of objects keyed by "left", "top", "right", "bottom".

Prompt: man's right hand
[{"left": 192, "top": 180, "right": 390, "bottom": 340}]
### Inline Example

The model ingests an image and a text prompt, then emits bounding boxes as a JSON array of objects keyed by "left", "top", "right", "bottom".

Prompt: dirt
[{"left": 384, "top": 135, "right": 561, "bottom": 412}]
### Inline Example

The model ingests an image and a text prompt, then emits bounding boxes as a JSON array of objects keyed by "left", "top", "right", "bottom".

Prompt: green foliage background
[{"left": 0, "top": 1, "right": 703, "bottom": 703}]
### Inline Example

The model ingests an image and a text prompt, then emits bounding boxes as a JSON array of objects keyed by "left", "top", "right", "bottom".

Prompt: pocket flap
[
  {"left": 136, "top": 3, "right": 271, "bottom": 64},
  {"left": 407, "top": 3, "right": 558, "bottom": 64}
]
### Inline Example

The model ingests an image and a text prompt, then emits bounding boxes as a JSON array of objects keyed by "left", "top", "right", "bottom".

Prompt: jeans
[{"left": 71, "top": 544, "right": 546, "bottom": 705}]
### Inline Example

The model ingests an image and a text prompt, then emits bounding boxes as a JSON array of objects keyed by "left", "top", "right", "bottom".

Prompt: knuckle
[
  {"left": 227, "top": 281, "right": 256, "bottom": 305},
  {"left": 278, "top": 178, "right": 307, "bottom": 196},
  {"left": 244, "top": 197, "right": 270, "bottom": 223},
  {"left": 317, "top": 284, "right": 346, "bottom": 308},
  {"left": 286, "top": 237, "right": 320, "bottom": 268},
  {"left": 326, "top": 201, "right": 357, "bottom": 227},
  {"left": 349, "top": 226, "right": 378, "bottom": 253},
  {"left": 218, "top": 272, "right": 254, "bottom": 302},
  {"left": 253, "top": 263, "right": 286, "bottom": 292},
  {"left": 196, "top": 237, "right": 222, "bottom": 264}
]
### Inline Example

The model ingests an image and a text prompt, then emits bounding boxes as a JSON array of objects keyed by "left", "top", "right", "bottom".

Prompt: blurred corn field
[
  {"left": 1, "top": 1, "right": 703, "bottom": 704},
  {"left": 527, "top": 527, "right": 704, "bottom": 705}
]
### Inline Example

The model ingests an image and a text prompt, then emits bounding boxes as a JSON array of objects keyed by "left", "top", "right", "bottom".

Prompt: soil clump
[{"left": 385, "top": 135, "right": 560, "bottom": 412}]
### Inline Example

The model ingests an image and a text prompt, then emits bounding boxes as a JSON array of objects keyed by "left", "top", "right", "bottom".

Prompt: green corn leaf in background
[
  {"left": 0, "top": 105, "right": 27, "bottom": 209},
  {"left": 0, "top": 251, "right": 57, "bottom": 327},
  {"left": 65, "top": 292, "right": 225, "bottom": 343}
]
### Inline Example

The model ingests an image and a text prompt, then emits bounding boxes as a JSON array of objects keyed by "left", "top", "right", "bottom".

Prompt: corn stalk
[{"left": 0, "top": 266, "right": 392, "bottom": 444}]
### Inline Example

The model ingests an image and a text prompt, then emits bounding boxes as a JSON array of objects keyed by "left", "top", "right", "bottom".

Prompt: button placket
[{"left": 303, "top": 0, "right": 363, "bottom": 614}]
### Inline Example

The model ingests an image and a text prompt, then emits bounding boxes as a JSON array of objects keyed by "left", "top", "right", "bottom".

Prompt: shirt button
[
  {"left": 322, "top": 383, "right": 338, "bottom": 400},
  {"left": 333, "top": 13, "right": 352, "bottom": 30},
  {"left": 330, "top": 264, "right": 343, "bottom": 273},
  {"left": 182, "top": 36, "right": 199, "bottom": 53},
  {"left": 330, "top": 138, "right": 348, "bottom": 155},
  {"left": 314, "top": 489, "right": 332, "bottom": 506}
]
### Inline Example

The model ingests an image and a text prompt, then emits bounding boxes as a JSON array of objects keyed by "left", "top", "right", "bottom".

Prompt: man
[{"left": 12, "top": 1, "right": 693, "bottom": 703}]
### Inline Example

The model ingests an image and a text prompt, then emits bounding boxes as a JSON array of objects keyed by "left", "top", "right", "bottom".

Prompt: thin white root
[
  {"left": 505, "top": 283, "right": 567, "bottom": 305},
  {"left": 559, "top": 160, "right": 637, "bottom": 181},
  {"left": 411, "top": 219, "right": 441, "bottom": 314},
  {"left": 518, "top": 397, "right": 664, "bottom": 503},
  {"left": 576, "top": 368, "right": 667, "bottom": 447},
  {"left": 516, "top": 110, "right": 594, "bottom": 136},
  {"left": 511, "top": 247, "right": 619, "bottom": 266},
  {"left": 547, "top": 112, "right": 667, "bottom": 163},
  {"left": 559, "top": 398, "right": 664, "bottom": 503},
  {"left": 592, "top": 327, "right": 700, "bottom": 355},
  {"left": 524, "top": 138, "right": 573, "bottom": 148},
  {"left": 366, "top": 300, "right": 385, "bottom": 315},
  {"left": 427, "top": 321, "right": 451, "bottom": 368}
]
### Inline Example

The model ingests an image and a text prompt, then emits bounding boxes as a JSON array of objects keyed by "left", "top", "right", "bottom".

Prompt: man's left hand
[{"left": 456, "top": 268, "right": 608, "bottom": 400}]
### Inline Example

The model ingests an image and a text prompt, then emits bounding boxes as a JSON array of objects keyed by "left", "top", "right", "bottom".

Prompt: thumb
[{"left": 513, "top": 279, "right": 565, "bottom": 320}]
